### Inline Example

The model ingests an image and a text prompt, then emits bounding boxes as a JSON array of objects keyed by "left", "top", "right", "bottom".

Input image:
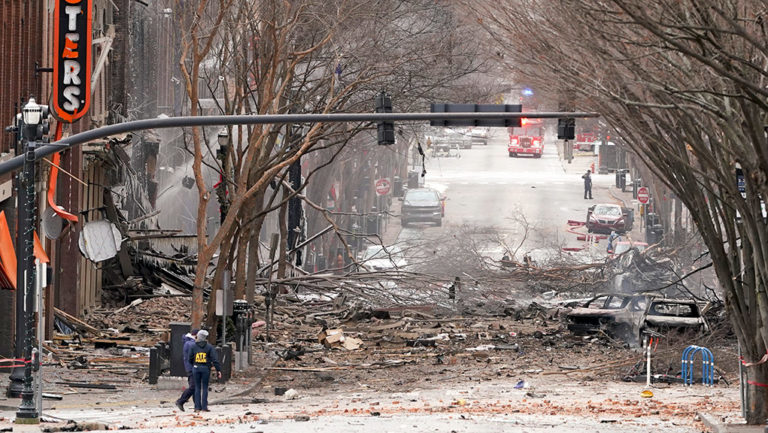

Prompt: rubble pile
[
  {"left": 42, "top": 298, "right": 191, "bottom": 383},
  {"left": 89, "top": 297, "right": 190, "bottom": 332}
]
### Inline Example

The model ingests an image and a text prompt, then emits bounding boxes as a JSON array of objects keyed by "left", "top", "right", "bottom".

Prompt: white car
[
  {"left": 359, "top": 245, "right": 407, "bottom": 271},
  {"left": 470, "top": 127, "right": 489, "bottom": 145}
]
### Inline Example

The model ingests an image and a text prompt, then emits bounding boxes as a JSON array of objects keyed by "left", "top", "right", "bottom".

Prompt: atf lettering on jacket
[{"left": 195, "top": 352, "right": 208, "bottom": 364}]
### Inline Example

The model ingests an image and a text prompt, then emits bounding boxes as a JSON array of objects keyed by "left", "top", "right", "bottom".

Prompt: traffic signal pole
[{"left": 0, "top": 111, "right": 599, "bottom": 177}]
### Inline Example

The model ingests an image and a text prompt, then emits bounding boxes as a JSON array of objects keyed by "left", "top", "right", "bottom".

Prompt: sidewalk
[{"left": 379, "top": 197, "right": 402, "bottom": 246}]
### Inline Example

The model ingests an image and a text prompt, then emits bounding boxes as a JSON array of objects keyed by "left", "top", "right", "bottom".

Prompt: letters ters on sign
[{"left": 53, "top": 0, "right": 92, "bottom": 123}]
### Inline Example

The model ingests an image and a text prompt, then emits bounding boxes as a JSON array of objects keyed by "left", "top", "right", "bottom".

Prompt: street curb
[
  {"left": 698, "top": 412, "right": 766, "bottom": 433},
  {"left": 699, "top": 412, "right": 727, "bottom": 433},
  {"left": 607, "top": 186, "right": 628, "bottom": 208}
]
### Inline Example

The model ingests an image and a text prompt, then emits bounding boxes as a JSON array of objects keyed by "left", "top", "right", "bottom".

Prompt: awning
[{"left": 0, "top": 211, "right": 51, "bottom": 290}]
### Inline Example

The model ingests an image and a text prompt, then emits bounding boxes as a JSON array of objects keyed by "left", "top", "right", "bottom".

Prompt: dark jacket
[
  {"left": 182, "top": 333, "right": 196, "bottom": 373},
  {"left": 582, "top": 172, "right": 592, "bottom": 187},
  {"left": 188, "top": 340, "right": 222, "bottom": 371}
]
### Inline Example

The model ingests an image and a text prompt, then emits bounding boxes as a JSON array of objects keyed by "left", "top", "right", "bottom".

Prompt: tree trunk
[
  {"left": 277, "top": 189, "right": 288, "bottom": 281},
  {"left": 234, "top": 222, "right": 250, "bottom": 300},
  {"left": 204, "top": 226, "right": 236, "bottom": 342},
  {"left": 245, "top": 190, "right": 266, "bottom": 304},
  {"left": 743, "top": 360, "right": 768, "bottom": 424},
  {"left": 191, "top": 249, "right": 210, "bottom": 328},
  {"left": 674, "top": 198, "right": 683, "bottom": 244}
]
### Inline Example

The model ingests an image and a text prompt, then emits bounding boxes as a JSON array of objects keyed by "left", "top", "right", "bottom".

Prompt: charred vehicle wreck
[{"left": 566, "top": 294, "right": 709, "bottom": 347}]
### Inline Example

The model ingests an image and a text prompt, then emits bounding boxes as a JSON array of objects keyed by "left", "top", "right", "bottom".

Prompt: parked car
[
  {"left": 432, "top": 140, "right": 462, "bottom": 157},
  {"left": 470, "top": 127, "right": 489, "bottom": 146},
  {"left": 401, "top": 188, "right": 443, "bottom": 227},
  {"left": 566, "top": 294, "right": 709, "bottom": 346},
  {"left": 446, "top": 128, "right": 473, "bottom": 149},
  {"left": 358, "top": 245, "right": 407, "bottom": 271},
  {"left": 586, "top": 204, "right": 633, "bottom": 234}
]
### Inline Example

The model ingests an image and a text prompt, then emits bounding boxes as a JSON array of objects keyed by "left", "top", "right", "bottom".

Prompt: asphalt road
[{"left": 400, "top": 129, "right": 616, "bottom": 265}]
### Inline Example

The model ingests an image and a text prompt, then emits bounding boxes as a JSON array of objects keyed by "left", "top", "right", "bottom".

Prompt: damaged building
[{"left": 0, "top": 0, "right": 201, "bottom": 389}]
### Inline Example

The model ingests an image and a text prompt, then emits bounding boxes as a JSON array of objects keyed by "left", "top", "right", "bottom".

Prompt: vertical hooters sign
[{"left": 52, "top": 0, "right": 92, "bottom": 123}]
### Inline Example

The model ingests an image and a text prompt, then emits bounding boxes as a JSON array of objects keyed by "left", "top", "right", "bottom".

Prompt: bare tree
[
  {"left": 175, "top": 0, "right": 498, "bottom": 332},
  {"left": 465, "top": 0, "right": 768, "bottom": 422}
]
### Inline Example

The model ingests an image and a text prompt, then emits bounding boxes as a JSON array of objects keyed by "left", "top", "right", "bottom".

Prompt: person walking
[
  {"left": 188, "top": 330, "right": 222, "bottom": 412},
  {"left": 175, "top": 328, "right": 198, "bottom": 411},
  {"left": 582, "top": 170, "right": 593, "bottom": 199}
]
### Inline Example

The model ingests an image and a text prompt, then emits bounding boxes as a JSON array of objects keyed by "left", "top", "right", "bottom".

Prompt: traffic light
[
  {"left": 557, "top": 117, "right": 575, "bottom": 140},
  {"left": 430, "top": 103, "right": 522, "bottom": 127},
  {"left": 375, "top": 91, "right": 395, "bottom": 145}
]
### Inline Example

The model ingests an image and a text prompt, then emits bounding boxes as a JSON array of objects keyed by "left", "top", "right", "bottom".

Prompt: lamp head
[
  {"left": 218, "top": 128, "right": 229, "bottom": 147},
  {"left": 22, "top": 98, "right": 42, "bottom": 126}
]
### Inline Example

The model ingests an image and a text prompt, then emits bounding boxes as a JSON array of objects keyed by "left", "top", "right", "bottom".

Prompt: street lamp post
[{"left": 15, "top": 98, "right": 44, "bottom": 424}]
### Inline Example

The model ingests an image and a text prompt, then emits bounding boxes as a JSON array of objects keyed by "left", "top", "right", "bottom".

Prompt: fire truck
[
  {"left": 574, "top": 131, "right": 598, "bottom": 151},
  {"left": 507, "top": 118, "right": 543, "bottom": 158}
]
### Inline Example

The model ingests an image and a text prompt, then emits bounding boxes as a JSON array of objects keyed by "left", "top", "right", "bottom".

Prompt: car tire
[
  {"left": 435, "top": 218, "right": 442, "bottom": 227},
  {"left": 509, "top": 152, "right": 516, "bottom": 158},
  {"left": 534, "top": 153, "right": 542, "bottom": 158},
  {"left": 401, "top": 219, "right": 409, "bottom": 227}
]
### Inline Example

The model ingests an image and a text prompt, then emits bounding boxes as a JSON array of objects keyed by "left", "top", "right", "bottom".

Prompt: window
[
  {"left": 605, "top": 296, "right": 627, "bottom": 309},
  {"left": 586, "top": 295, "right": 609, "bottom": 308},
  {"left": 649, "top": 302, "right": 698, "bottom": 317},
  {"left": 595, "top": 205, "right": 621, "bottom": 216}
]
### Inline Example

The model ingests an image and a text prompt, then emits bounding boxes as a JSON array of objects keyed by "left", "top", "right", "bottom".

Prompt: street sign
[
  {"left": 637, "top": 187, "right": 650, "bottom": 204},
  {"left": 375, "top": 178, "right": 391, "bottom": 196}
]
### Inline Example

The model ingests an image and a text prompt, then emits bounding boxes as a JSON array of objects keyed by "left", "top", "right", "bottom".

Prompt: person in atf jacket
[
  {"left": 174, "top": 328, "right": 199, "bottom": 411},
  {"left": 187, "top": 330, "right": 222, "bottom": 412}
]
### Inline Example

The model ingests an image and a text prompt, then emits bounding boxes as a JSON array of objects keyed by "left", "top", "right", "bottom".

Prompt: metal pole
[
  {"left": 739, "top": 343, "right": 747, "bottom": 418},
  {"left": 8, "top": 115, "right": 25, "bottom": 398},
  {"left": 646, "top": 337, "right": 652, "bottom": 387},
  {"left": 0, "top": 111, "right": 601, "bottom": 178},
  {"left": 35, "top": 259, "right": 44, "bottom": 415},
  {"left": 8, "top": 168, "right": 25, "bottom": 398},
  {"left": 221, "top": 270, "right": 230, "bottom": 348},
  {"left": 15, "top": 137, "right": 39, "bottom": 424},
  {"left": 264, "top": 234, "right": 279, "bottom": 346}
]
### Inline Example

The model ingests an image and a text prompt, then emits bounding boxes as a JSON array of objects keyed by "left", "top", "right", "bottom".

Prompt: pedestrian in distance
[
  {"left": 582, "top": 170, "right": 593, "bottom": 199},
  {"left": 175, "top": 328, "right": 199, "bottom": 412},
  {"left": 188, "top": 330, "right": 222, "bottom": 412}
]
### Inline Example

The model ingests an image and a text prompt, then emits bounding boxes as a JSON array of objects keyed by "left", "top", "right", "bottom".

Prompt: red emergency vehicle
[
  {"left": 574, "top": 131, "right": 598, "bottom": 151},
  {"left": 508, "top": 118, "right": 543, "bottom": 158}
]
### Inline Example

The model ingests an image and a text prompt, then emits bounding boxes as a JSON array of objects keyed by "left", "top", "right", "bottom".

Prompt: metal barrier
[{"left": 682, "top": 345, "right": 714, "bottom": 386}]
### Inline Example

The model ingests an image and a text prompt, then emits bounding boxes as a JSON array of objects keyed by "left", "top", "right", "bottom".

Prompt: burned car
[
  {"left": 566, "top": 294, "right": 709, "bottom": 346},
  {"left": 643, "top": 298, "right": 709, "bottom": 336},
  {"left": 566, "top": 294, "right": 650, "bottom": 345}
]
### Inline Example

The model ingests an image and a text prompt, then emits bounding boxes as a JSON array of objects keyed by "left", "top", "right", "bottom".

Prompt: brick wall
[{"left": 0, "top": 0, "right": 46, "bottom": 360}]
